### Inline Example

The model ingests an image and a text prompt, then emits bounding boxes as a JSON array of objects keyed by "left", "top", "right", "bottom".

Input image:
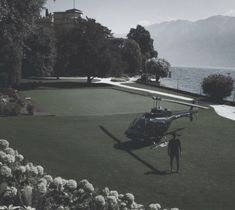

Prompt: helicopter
[{"left": 125, "top": 96, "right": 209, "bottom": 146}]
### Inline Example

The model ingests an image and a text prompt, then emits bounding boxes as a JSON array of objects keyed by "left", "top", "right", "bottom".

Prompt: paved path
[
  {"left": 95, "top": 77, "right": 194, "bottom": 102},
  {"left": 210, "top": 105, "right": 235, "bottom": 121},
  {"left": 96, "top": 77, "right": 235, "bottom": 121}
]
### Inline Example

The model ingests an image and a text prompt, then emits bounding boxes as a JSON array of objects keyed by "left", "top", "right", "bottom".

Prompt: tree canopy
[
  {"left": 23, "top": 24, "right": 57, "bottom": 77},
  {"left": 202, "top": 74, "right": 234, "bottom": 101},
  {"left": 54, "top": 18, "right": 113, "bottom": 82},
  {"left": 127, "top": 25, "right": 158, "bottom": 69},
  {"left": 145, "top": 58, "right": 170, "bottom": 82},
  {"left": 0, "top": 0, "right": 45, "bottom": 86}
]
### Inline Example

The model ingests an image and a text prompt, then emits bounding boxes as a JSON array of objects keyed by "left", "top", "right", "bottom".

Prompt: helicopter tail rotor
[{"left": 189, "top": 109, "right": 198, "bottom": 122}]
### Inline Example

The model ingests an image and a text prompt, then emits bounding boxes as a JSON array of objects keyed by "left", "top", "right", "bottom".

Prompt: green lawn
[
  {"left": 23, "top": 88, "right": 185, "bottom": 116},
  {"left": 1, "top": 87, "right": 235, "bottom": 210}
]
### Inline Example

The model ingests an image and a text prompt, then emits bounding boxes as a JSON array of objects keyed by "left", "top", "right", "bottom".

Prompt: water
[{"left": 159, "top": 66, "right": 235, "bottom": 101}]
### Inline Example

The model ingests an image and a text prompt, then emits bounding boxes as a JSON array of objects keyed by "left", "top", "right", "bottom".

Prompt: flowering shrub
[
  {"left": 0, "top": 89, "right": 34, "bottom": 116},
  {"left": 0, "top": 139, "right": 180, "bottom": 210}
]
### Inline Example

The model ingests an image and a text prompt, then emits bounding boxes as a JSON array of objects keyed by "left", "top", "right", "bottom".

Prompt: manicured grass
[
  {"left": 22, "top": 88, "right": 185, "bottom": 116},
  {"left": 0, "top": 87, "right": 235, "bottom": 210}
]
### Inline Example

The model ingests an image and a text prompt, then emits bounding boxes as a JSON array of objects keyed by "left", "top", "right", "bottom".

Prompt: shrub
[
  {"left": 0, "top": 139, "right": 180, "bottom": 210},
  {"left": 26, "top": 103, "right": 35, "bottom": 115},
  {"left": 139, "top": 73, "right": 150, "bottom": 83},
  {"left": 202, "top": 74, "right": 234, "bottom": 101},
  {"left": 3, "top": 103, "right": 21, "bottom": 116},
  {"left": 145, "top": 58, "right": 170, "bottom": 82}
]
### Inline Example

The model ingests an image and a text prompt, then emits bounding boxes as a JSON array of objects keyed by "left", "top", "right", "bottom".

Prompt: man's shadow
[{"left": 99, "top": 125, "right": 171, "bottom": 176}]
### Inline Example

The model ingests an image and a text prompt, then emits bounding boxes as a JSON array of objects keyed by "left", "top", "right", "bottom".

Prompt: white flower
[
  {"left": 62, "top": 179, "right": 68, "bottom": 186},
  {"left": 53, "top": 177, "right": 63, "bottom": 187},
  {"left": 110, "top": 190, "right": 119, "bottom": 199},
  {"left": 0, "top": 151, "right": 7, "bottom": 160},
  {"left": 37, "top": 182, "right": 47, "bottom": 194},
  {"left": 120, "top": 202, "right": 127, "bottom": 208},
  {"left": 118, "top": 194, "right": 124, "bottom": 200},
  {"left": 95, "top": 195, "right": 106, "bottom": 206},
  {"left": 36, "top": 165, "right": 44, "bottom": 176},
  {"left": 77, "top": 188, "right": 85, "bottom": 194},
  {"left": 0, "top": 205, "right": 21, "bottom": 210},
  {"left": 125, "top": 193, "right": 135, "bottom": 204},
  {"left": 56, "top": 206, "right": 66, "bottom": 210},
  {"left": 30, "top": 166, "right": 38, "bottom": 176},
  {"left": 16, "top": 154, "right": 24, "bottom": 162},
  {"left": 26, "top": 163, "right": 38, "bottom": 176},
  {"left": 4, "top": 148, "right": 15, "bottom": 156},
  {"left": 0, "top": 139, "right": 9, "bottom": 150},
  {"left": 131, "top": 202, "right": 142, "bottom": 209},
  {"left": 39, "top": 178, "right": 48, "bottom": 185},
  {"left": 4, "top": 154, "right": 15, "bottom": 164},
  {"left": 79, "top": 179, "right": 89, "bottom": 187},
  {"left": 0, "top": 165, "right": 12, "bottom": 177},
  {"left": 107, "top": 195, "right": 118, "bottom": 207},
  {"left": 79, "top": 179, "right": 94, "bottom": 192},
  {"left": 102, "top": 187, "right": 110, "bottom": 196},
  {"left": 65, "top": 179, "right": 77, "bottom": 190},
  {"left": 84, "top": 182, "right": 94, "bottom": 192},
  {"left": 149, "top": 203, "right": 161, "bottom": 210},
  {"left": 3, "top": 186, "right": 17, "bottom": 198},
  {"left": 44, "top": 175, "right": 53, "bottom": 184}
]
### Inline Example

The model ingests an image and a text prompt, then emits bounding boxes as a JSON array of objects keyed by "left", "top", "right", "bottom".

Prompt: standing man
[{"left": 168, "top": 133, "right": 182, "bottom": 173}]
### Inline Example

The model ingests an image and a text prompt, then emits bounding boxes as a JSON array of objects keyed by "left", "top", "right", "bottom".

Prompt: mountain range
[{"left": 146, "top": 15, "right": 235, "bottom": 68}]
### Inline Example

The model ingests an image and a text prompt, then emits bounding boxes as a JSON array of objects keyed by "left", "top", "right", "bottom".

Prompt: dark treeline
[{"left": 0, "top": 0, "right": 170, "bottom": 87}]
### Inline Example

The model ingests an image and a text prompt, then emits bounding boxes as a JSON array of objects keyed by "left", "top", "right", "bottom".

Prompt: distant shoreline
[{"left": 172, "top": 65, "right": 235, "bottom": 71}]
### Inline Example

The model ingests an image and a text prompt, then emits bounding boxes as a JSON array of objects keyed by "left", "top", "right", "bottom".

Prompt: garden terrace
[{"left": 0, "top": 86, "right": 234, "bottom": 210}]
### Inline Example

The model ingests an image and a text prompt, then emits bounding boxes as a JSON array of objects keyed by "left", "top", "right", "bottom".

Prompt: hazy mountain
[{"left": 147, "top": 15, "right": 235, "bottom": 68}]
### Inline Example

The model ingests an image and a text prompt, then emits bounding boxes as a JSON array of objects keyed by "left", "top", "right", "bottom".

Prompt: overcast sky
[{"left": 45, "top": 0, "right": 235, "bottom": 34}]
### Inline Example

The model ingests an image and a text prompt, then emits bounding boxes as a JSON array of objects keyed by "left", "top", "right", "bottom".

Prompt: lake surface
[{"left": 159, "top": 66, "right": 235, "bottom": 101}]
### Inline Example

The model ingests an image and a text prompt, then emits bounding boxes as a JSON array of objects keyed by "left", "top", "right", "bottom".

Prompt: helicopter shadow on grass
[{"left": 99, "top": 125, "right": 171, "bottom": 176}]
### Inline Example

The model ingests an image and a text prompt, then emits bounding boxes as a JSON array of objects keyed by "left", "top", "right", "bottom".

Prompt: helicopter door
[{"left": 146, "top": 121, "right": 157, "bottom": 137}]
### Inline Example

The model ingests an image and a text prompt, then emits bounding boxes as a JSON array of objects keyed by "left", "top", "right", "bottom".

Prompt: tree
[
  {"left": 202, "top": 74, "right": 234, "bottom": 101},
  {"left": 145, "top": 58, "right": 170, "bottom": 82},
  {"left": 0, "top": 0, "right": 45, "bottom": 86},
  {"left": 122, "top": 39, "right": 142, "bottom": 75},
  {"left": 54, "top": 18, "right": 112, "bottom": 83},
  {"left": 127, "top": 25, "right": 158, "bottom": 69},
  {"left": 79, "top": 18, "right": 112, "bottom": 83},
  {"left": 23, "top": 24, "right": 57, "bottom": 77}
]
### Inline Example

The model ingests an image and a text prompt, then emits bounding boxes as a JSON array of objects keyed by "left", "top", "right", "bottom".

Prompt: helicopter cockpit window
[{"left": 132, "top": 118, "right": 145, "bottom": 131}]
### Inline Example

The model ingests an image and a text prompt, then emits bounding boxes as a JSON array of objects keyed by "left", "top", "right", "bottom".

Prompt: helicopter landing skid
[{"left": 150, "top": 136, "right": 169, "bottom": 149}]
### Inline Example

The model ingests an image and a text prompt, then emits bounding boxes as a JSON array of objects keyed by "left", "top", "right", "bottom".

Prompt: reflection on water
[{"left": 159, "top": 66, "right": 235, "bottom": 101}]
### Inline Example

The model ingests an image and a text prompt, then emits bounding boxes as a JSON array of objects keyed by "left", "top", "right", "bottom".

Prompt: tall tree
[
  {"left": 0, "top": 0, "right": 45, "bottom": 86},
  {"left": 23, "top": 24, "right": 56, "bottom": 77},
  {"left": 55, "top": 18, "right": 112, "bottom": 83},
  {"left": 127, "top": 25, "right": 158, "bottom": 69},
  {"left": 79, "top": 18, "right": 112, "bottom": 83},
  {"left": 122, "top": 39, "right": 142, "bottom": 75}
]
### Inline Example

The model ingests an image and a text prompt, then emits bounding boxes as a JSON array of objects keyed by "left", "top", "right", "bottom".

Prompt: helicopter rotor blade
[{"left": 162, "top": 98, "right": 210, "bottom": 110}]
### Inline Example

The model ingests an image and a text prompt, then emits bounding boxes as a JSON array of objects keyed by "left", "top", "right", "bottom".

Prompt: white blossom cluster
[{"left": 0, "top": 139, "right": 180, "bottom": 210}]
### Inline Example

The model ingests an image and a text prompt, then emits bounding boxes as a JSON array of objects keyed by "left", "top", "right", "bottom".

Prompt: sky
[{"left": 45, "top": 0, "right": 235, "bottom": 34}]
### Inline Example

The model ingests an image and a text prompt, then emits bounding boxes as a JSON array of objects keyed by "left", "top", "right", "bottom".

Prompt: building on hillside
[
  {"left": 54, "top": 9, "right": 83, "bottom": 23},
  {"left": 37, "top": 8, "right": 83, "bottom": 25}
]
